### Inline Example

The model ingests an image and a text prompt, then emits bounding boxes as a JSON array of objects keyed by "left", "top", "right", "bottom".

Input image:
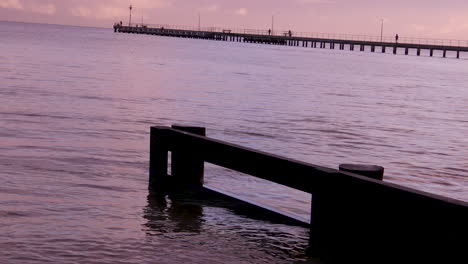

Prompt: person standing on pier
[
  {"left": 268, "top": 29, "right": 271, "bottom": 35},
  {"left": 395, "top": 34, "right": 399, "bottom": 43}
]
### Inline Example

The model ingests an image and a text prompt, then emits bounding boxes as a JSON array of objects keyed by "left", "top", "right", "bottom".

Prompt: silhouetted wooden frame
[{"left": 150, "top": 126, "right": 467, "bottom": 262}]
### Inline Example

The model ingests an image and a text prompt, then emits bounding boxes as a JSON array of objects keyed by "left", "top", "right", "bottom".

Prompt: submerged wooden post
[
  {"left": 443, "top": 50, "right": 447, "bottom": 58},
  {"left": 171, "top": 125, "right": 206, "bottom": 188},
  {"left": 393, "top": 46, "right": 397, "bottom": 54},
  {"left": 430, "top": 49, "right": 434, "bottom": 57},
  {"left": 382, "top": 46, "right": 386, "bottom": 53},
  {"left": 405, "top": 48, "right": 409, "bottom": 55},
  {"left": 339, "top": 164, "right": 384, "bottom": 180},
  {"left": 417, "top": 48, "right": 421, "bottom": 56},
  {"left": 457, "top": 50, "right": 460, "bottom": 59}
]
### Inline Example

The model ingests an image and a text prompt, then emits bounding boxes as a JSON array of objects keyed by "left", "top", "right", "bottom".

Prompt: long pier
[{"left": 114, "top": 23, "right": 468, "bottom": 59}]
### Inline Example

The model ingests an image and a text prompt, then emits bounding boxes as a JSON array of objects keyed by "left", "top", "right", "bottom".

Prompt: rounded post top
[{"left": 339, "top": 164, "right": 384, "bottom": 180}]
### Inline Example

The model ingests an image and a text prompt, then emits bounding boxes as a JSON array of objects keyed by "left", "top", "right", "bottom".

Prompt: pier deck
[{"left": 114, "top": 24, "right": 468, "bottom": 59}]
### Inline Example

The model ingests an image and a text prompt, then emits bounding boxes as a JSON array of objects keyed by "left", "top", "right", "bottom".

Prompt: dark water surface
[{"left": 1, "top": 21, "right": 467, "bottom": 263}]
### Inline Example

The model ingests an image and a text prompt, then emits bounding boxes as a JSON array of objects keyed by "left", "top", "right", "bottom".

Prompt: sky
[{"left": 1, "top": 0, "right": 468, "bottom": 40}]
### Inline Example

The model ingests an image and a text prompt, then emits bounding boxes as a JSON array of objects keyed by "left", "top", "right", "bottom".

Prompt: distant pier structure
[{"left": 113, "top": 23, "right": 468, "bottom": 59}]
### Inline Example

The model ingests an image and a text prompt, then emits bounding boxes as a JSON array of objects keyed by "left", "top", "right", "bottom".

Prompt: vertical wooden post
[
  {"left": 417, "top": 48, "right": 421, "bottom": 56},
  {"left": 371, "top": 46, "right": 375, "bottom": 52},
  {"left": 443, "top": 50, "right": 446, "bottom": 58},
  {"left": 309, "top": 187, "right": 328, "bottom": 257},
  {"left": 393, "top": 46, "right": 397, "bottom": 54},
  {"left": 430, "top": 49, "right": 433, "bottom": 57},
  {"left": 405, "top": 48, "right": 409, "bottom": 55},
  {"left": 149, "top": 127, "right": 170, "bottom": 191},
  {"left": 457, "top": 50, "right": 460, "bottom": 59},
  {"left": 382, "top": 46, "right": 386, "bottom": 53},
  {"left": 171, "top": 125, "right": 206, "bottom": 188}
]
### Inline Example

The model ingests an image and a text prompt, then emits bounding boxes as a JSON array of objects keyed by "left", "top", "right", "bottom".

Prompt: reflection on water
[{"left": 143, "top": 190, "right": 311, "bottom": 263}]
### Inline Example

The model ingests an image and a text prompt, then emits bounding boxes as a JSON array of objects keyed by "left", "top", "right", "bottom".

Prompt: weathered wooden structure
[
  {"left": 115, "top": 24, "right": 468, "bottom": 59},
  {"left": 150, "top": 125, "right": 467, "bottom": 263}
]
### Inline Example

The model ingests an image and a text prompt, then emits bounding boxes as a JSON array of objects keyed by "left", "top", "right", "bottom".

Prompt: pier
[
  {"left": 150, "top": 125, "right": 467, "bottom": 264},
  {"left": 114, "top": 23, "right": 468, "bottom": 59}
]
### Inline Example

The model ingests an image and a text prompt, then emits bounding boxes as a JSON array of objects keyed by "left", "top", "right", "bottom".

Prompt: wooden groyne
[
  {"left": 150, "top": 125, "right": 467, "bottom": 263},
  {"left": 114, "top": 23, "right": 468, "bottom": 59}
]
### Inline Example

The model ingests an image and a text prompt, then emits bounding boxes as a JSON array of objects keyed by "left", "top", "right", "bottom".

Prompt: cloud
[
  {"left": 124, "top": 0, "right": 173, "bottom": 9},
  {"left": 71, "top": 7, "right": 92, "bottom": 18},
  {"left": 71, "top": 6, "right": 127, "bottom": 19},
  {"left": 438, "top": 16, "right": 468, "bottom": 35},
  {"left": 30, "top": 3, "right": 56, "bottom": 15},
  {"left": 198, "top": 4, "right": 218, "bottom": 13},
  {"left": 410, "top": 24, "right": 426, "bottom": 32},
  {"left": 297, "top": 0, "right": 335, "bottom": 4},
  {"left": 236, "top": 8, "right": 247, "bottom": 16},
  {"left": 0, "top": 0, "right": 56, "bottom": 15},
  {"left": 69, "top": 0, "right": 173, "bottom": 20},
  {"left": 0, "top": 0, "right": 23, "bottom": 9}
]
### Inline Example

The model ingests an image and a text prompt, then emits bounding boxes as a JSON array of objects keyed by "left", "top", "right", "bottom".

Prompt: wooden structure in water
[
  {"left": 150, "top": 125, "right": 467, "bottom": 264},
  {"left": 114, "top": 24, "right": 468, "bottom": 59}
]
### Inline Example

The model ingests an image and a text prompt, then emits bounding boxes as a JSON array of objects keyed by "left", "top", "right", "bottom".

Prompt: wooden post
[
  {"left": 149, "top": 127, "right": 170, "bottom": 190},
  {"left": 171, "top": 125, "right": 206, "bottom": 188},
  {"left": 430, "top": 49, "right": 433, "bottom": 57},
  {"left": 417, "top": 48, "right": 421, "bottom": 56},
  {"left": 443, "top": 50, "right": 446, "bottom": 58},
  {"left": 457, "top": 50, "right": 460, "bottom": 59},
  {"left": 405, "top": 48, "right": 409, "bottom": 55},
  {"left": 393, "top": 46, "right": 397, "bottom": 54},
  {"left": 371, "top": 46, "right": 375, "bottom": 52},
  {"left": 339, "top": 164, "right": 384, "bottom": 180},
  {"left": 382, "top": 46, "right": 386, "bottom": 53}
]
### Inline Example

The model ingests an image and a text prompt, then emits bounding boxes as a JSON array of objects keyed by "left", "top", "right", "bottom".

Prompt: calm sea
[{"left": 1, "top": 21, "right": 467, "bottom": 263}]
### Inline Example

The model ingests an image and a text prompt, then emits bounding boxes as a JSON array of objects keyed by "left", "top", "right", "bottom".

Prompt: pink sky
[{"left": 2, "top": 0, "right": 468, "bottom": 39}]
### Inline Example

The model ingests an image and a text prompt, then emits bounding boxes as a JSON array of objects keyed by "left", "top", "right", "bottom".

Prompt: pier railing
[
  {"left": 149, "top": 125, "right": 467, "bottom": 263},
  {"left": 131, "top": 23, "right": 468, "bottom": 48}
]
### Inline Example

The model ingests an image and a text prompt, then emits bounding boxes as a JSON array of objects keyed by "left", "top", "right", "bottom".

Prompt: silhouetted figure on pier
[
  {"left": 268, "top": 29, "right": 271, "bottom": 35},
  {"left": 288, "top": 30, "right": 292, "bottom": 37},
  {"left": 395, "top": 34, "right": 399, "bottom": 43}
]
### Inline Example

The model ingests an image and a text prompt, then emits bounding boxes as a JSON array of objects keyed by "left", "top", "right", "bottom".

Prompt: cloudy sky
[{"left": 1, "top": 0, "right": 468, "bottom": 39}]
